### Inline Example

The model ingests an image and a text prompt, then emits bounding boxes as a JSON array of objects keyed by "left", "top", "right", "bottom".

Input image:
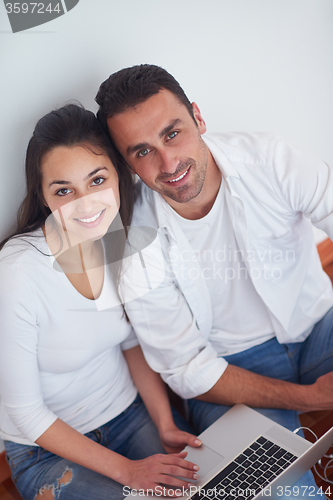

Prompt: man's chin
[{"left": 161, "top": 185, "right": 203, "bottom": 205}]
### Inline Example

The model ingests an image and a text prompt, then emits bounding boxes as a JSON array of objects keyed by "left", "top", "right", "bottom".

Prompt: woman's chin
[{"left": 69, "top": 229, "right": 107, "bottom": 246}]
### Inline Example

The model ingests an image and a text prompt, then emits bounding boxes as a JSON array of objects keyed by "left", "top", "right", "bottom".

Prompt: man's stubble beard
[{"left": 157, "top": 141, "right": 208, "bottom": 204}]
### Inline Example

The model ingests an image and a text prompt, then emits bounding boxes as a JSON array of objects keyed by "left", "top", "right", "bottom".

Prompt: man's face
[{"left": 107, "top": 89, "right": 209, "bottom": 205}]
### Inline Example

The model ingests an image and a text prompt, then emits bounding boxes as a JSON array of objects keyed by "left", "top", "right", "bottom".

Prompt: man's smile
[{"left": 165, "top": 167, "right": 191, "bottom": 184}]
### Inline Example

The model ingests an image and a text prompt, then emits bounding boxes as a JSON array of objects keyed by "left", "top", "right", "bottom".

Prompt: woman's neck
[
  {"left": 42, "top": 224, "right": 105, "bottom": 300},
  {"left": 42, "top": 224, "right": 103, "bottom": 274}
]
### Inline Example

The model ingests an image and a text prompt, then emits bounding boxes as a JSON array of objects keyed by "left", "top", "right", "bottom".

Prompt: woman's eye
[
  {"left": 56, "top": 188, "right": 71, "bottom": 196},
  {"left": 92, "top": 176, "right": 105, "bottom": 186},
  {"left": 138, "top": 148, "right": 150, "bottom": 157},
  {"left": 167, "top": 131, "right": 178, "bottom": 140}
]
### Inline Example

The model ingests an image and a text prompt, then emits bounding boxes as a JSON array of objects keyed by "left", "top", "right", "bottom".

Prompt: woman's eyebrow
[
  {"left": 48, "top": 167, "right": 108, "bottom": 187},
  {"left": 84, "top": 166, "right": 108, "bottom": 180}
]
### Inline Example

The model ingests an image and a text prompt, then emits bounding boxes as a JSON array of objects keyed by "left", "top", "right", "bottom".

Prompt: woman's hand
[
  {"left": 122, "top": 451, "right": 199, "bottom": 496},
  {"left": 160, "top": 426, "right": 202, "bottom": 454}
]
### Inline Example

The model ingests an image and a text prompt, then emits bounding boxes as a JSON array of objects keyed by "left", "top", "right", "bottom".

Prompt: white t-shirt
[
  {"left": 171, "top": 181, "right": 275, "bottom": 356},
  {"left": 0, "top": 230, "right": 138, "bottom": 445}
]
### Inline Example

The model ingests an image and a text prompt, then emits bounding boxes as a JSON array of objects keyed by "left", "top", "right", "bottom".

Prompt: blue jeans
[
  {"left": 187, "top": 307, "right": 333, "bottom": 499},
  {"left": 5, "top": 394, "right": 194, "bottom": 500}
]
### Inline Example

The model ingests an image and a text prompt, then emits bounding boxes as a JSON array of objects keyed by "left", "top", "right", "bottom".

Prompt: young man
[{"left": 95, "top": 65, "right": 333, "bottom": 437}]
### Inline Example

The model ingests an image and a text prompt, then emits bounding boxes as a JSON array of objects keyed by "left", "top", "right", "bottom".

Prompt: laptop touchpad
[{"left": 182, "top": 443, "right": 225, "bottom": 480}]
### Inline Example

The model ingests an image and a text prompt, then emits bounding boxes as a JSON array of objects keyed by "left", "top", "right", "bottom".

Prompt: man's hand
[
  {"left": 160, "top": 426, "right": 202, "bottom": 454},
  {"left": 122, "top": 452, "right": 199, "bottom": 496}
]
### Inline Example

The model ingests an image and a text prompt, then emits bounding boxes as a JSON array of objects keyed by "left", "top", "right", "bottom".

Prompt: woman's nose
[{"left": 74, "top": 192, "right": 96, "bottom": 214}]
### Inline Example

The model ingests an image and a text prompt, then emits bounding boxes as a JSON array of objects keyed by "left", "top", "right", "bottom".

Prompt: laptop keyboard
[{"left": 191, "top": 436, "right": 297, "bottom": 499}]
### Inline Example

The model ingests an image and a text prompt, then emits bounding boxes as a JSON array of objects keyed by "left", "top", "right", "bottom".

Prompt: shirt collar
[{"left": 202, "top": 133, "right": 240, "bottom": 180}]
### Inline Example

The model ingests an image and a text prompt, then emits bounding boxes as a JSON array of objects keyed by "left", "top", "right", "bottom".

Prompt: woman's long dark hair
[{"left": 1, "top": 104, "right": 134, "bottom": 250}]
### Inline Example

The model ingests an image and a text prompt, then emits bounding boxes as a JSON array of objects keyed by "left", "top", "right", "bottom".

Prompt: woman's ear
[{"left": 41, "top": 194, "right": 49, "bottom": 208}]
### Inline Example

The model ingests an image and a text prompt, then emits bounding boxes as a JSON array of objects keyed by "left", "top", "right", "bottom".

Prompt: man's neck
[{"left": 163, "top": 153, "right": 222, "bottom": 220}]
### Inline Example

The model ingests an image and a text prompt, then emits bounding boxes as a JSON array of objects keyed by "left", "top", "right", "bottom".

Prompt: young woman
[{"left": 0, "top": 104, "right": 201, "bottom": 500}]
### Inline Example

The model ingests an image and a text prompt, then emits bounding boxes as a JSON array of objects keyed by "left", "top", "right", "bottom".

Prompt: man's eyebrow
[
  {"left": 127, "top": 142, "right": 150, "bottom": 156},
  {"left": 159, "top": 119, "right": 181, "bottom": 139},
  {"left": 126, "top": 119, "right": 182, "bottom": 156},
  {"left": 48, "top": 167, "right": 107, "bottom": 187}
]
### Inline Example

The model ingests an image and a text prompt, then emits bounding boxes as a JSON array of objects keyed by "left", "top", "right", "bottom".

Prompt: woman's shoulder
[{"left": 0, "top": 229, "right": 49, "bottom": 267}]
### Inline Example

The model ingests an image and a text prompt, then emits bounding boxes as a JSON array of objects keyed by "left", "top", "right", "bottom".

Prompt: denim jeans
[
  {"left": 5, "top": 394, "right": 193, "bottom": 500},
  {"left": 187, "top": 307, "right": 333, "bottom": 499}
]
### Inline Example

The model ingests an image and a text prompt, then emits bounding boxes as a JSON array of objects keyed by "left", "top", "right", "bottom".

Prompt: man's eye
[
  {"left": 138, "top": 148, "right": 150, "bottom": 157},
  {"left": 92, "top": 176, "right": 105, "bottom": 186},
  {"left": 56, "top": 188, "right": 71, "bottom": 196},
  {"left": 167, "top": 131, "right": 178, "bottom": 140}
]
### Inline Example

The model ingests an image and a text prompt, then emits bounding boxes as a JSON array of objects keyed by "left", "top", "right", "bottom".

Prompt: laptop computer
[
  {"left": 126, "top": 404, "right": 333, "bottom": 499},
  {"left": 178, "top": 404, "right": 333, "bottom": 499}
]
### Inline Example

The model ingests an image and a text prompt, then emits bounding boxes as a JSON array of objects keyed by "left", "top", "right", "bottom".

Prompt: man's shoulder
[
  {"left": 130, "top": 132, "right": 285, "bottom": 226},
  {"left": 204, "top": 131, "right": 280, "bottom": 162},
  {"left": 132, "top": 179, "right": 160, "bottom": 228}
]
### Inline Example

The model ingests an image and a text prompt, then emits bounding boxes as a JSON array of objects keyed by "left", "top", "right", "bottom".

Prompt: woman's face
[{"left": 41, "top": 144, "right": 120, "bottom": 247}]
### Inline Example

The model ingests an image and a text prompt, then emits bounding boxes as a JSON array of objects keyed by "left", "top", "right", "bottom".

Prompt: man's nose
[{"left": 158, "top": 149, "right": 179, "bottom": 174}]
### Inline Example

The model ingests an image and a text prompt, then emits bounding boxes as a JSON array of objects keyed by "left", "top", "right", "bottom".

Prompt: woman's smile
[{"left": 73, "top": 208, "right": 106, "bottom": 226}]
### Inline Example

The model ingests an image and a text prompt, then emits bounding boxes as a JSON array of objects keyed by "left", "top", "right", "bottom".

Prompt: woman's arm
[
  {"left": 123, "top": 345, "right": 202, "bottom": 453},
  {"left": 35, "top": 345, "right": 202, "bottom": 491},
  {"left": 36, "top": 418, "right": 199, "bottom": 492},
  {"left": 0, "top": 258, "right": 199, "bottom": 494}
]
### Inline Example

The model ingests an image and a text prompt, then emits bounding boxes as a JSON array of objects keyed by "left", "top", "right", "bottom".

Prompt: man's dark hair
[{"left": 95, "top": 64, "right": 196, "bottom": 131}]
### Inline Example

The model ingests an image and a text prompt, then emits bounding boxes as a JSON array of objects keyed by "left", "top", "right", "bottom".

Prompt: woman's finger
[
  {"left": 159, "top": 464, "right": 199, "bottom": 481},
  {"left": 166, "top": 430, "right": 202, "bottom": 448},
  {"left": 159, "top": 452, "right": 200, "bottom": 472}
]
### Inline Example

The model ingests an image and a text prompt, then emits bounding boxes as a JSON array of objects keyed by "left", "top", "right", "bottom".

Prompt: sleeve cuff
[
  {"left": 121, "top": 328, "right": 140, "bottom": 351},
  {"left": 163, "top": 350, "right": 228, "bottom": 399}
]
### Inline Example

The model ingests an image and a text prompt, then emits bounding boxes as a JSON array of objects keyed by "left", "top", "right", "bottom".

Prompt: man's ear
[{"left": 192, "top": 102, "right": 207, "bottom": 134}]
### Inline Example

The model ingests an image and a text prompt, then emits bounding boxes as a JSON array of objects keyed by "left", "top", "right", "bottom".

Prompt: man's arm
[
  {"left": 120, "top": 238, "right": 228, "bottom": 400},
  {"left": 123, "top": 345, "right": 202, "bottom": 453},
  {"left": 122, "top": 238, "right": 333, "bottom": 411},
  {"left": 272, "top": 138, "right": 333, "bottom": 241},
  {"left": 197, "top": 364, "right": 333, "bottom": 412}
]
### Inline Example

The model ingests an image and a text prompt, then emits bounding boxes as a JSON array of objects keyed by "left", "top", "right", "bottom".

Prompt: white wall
[
  {"left": 1, "top": 0, "right": 332, "bottom": 243},
  {"left": 0, "top": 0, "right": 332, "bottom": 450}
]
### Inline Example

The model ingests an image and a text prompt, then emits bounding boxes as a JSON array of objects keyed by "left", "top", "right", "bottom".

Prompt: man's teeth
[
  {"left": 77, "top": 210, "right": 103, "bottom": 223},
  {"left": 168, "top": 169, "right": 189, "bottom": 183}
]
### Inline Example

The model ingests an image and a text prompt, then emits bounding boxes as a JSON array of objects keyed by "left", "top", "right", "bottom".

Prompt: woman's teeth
[{"left": 76, "top": 210, "right": 103, "bottom": 223}]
